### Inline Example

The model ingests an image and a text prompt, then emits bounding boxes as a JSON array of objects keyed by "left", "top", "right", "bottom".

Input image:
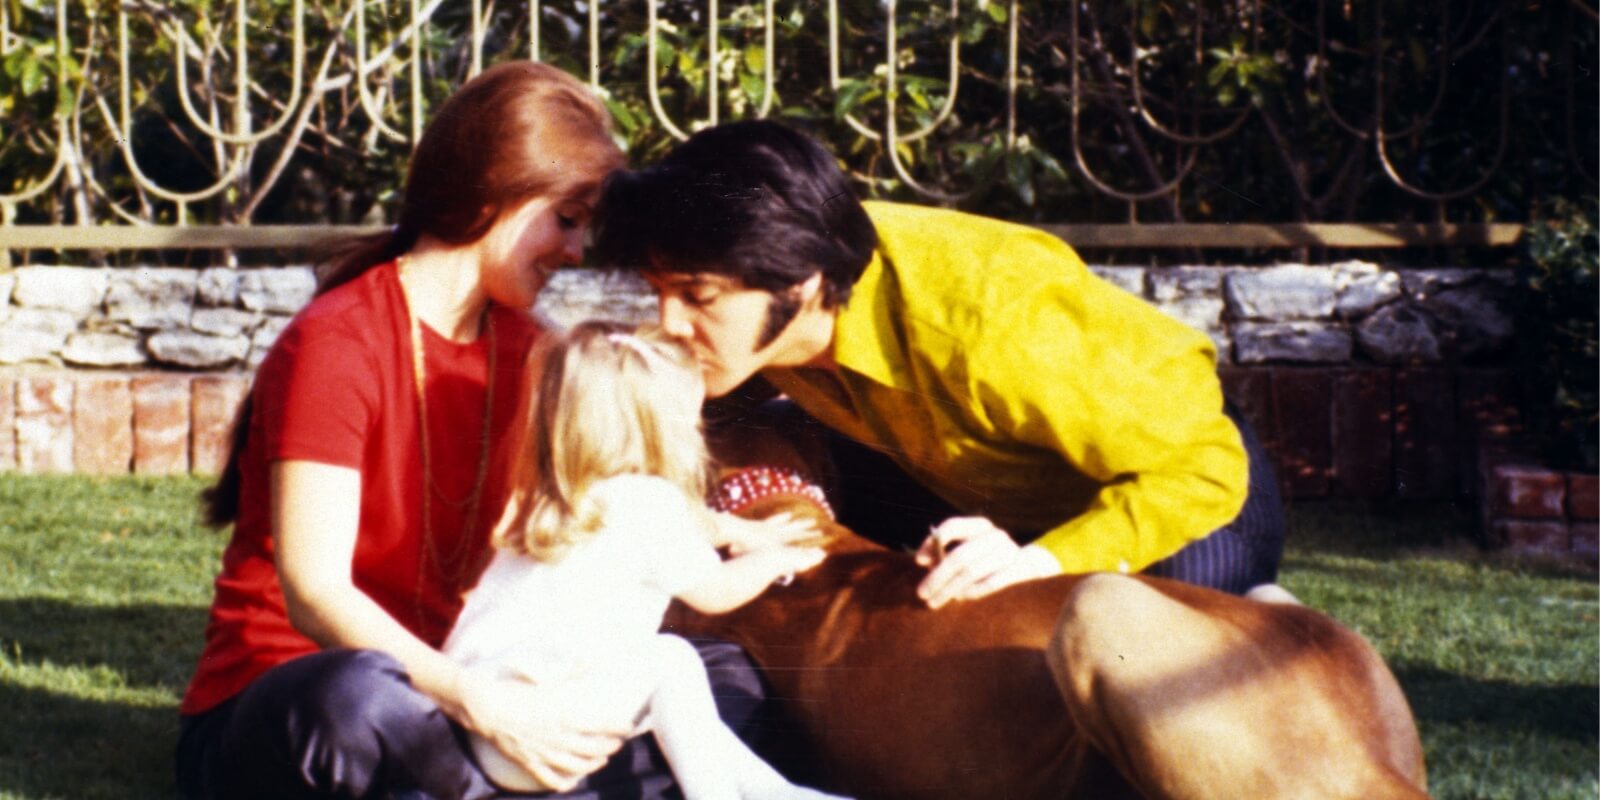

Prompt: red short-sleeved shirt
[{"left": 180, "top": 262, "right": 539, "bottom": 715}]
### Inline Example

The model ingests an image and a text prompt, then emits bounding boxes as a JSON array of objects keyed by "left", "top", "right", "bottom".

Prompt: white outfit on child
[
  {"left": 444, "top": 474, "right": 842, "bottom": 800},
  {"left": 448, "top": 474, "right": 720, "bottom": 684}
]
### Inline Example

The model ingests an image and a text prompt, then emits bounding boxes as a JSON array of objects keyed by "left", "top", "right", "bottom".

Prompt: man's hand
[
  {"left": 915, "top": 517, "right": 1061, "bottom": 609},
  {"left": 456, "top": 668, "right": 633, "bottom": 792}
]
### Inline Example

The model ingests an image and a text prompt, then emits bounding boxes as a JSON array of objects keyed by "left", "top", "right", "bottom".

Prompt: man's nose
[{"left": 659, "top": 296, "right": 694, "bottom": 339}]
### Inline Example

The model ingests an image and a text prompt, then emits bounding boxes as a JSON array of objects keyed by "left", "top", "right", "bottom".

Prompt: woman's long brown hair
[{"left": 202, "top": 62, "right": 622, "bottom": 527}]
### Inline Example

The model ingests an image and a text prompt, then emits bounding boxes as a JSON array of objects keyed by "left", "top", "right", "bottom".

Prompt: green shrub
[{"left": 1517, "top": 197, "right": 1599, "bottom": 472}]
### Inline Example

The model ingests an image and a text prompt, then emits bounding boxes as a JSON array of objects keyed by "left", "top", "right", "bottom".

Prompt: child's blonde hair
[{"left": 495, "top": 320, "right": 709, "bottom": 560}]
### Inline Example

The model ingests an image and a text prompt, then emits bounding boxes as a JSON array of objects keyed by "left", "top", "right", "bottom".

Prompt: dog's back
[
  {"left": 670, "top": 489, "right": 1426, "bottom": 799},
  {"left": 670, "top": 498, "right": 1140, "bottom": 799}
]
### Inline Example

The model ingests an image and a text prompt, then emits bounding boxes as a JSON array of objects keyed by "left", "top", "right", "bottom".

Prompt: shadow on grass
[
  {"left": 1284, "top": 499, "right": 1481, "bottom": 552},
  {"left": 0, "top": 682, "right": 178, "bottom": 800},
  {"left": 1396, "top": 663, "right": 1600, "bottom": 744},
  {"left": 0, "top": 599, "right": 207, "bottom": 799},
  {"left": 0, "top": 597, "right": 207, "bottom": 691}
]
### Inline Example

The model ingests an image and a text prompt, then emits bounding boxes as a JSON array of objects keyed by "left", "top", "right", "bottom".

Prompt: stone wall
[
  {"left": 0, "top": 372, "right": 248, "bottom": 476},
  {"left": 0, "top": 261, "right": 1517, "bottom": 372},
  {"left": 1090, "top": 261, "right": 1516, "bottom": 366},
  {"left": 0, "top": 262, "right": 1526, "bottom": 503},
  {"left": 0, "top": 265, "right": 316, "bottom": 370}
]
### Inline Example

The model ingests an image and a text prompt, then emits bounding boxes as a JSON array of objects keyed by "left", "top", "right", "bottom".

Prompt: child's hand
[
  {"left": 676, "top": 542, "right": 830, "bottom": 614},
  {"left": 715, "top": 511, "right": 822, "bottom": 556},
  {"left": 746, "top": 543, "right": 828, "bottom": 585}
]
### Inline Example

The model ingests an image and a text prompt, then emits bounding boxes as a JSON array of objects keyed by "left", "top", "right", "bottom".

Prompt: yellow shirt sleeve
[
  {"left": 968, "top": 262, "right": 1250, "bottom": 575},
  {"left": 827, "top": 201, "right": 1251, "bottom": 576}
]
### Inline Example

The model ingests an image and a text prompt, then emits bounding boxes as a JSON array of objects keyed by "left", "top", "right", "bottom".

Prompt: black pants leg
[
  {"left": 175, "top": 639, "right": 768, "bottom": 800},
  {"left": 1141, "top": 403, "right": 1285, "bottom": 594},
  {"left": 819, "top": 402, "right": 1284, "bottom": 595}
]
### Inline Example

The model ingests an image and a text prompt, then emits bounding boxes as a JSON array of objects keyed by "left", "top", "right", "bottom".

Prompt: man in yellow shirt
[{"left": 593, "top": 120, "right": 1283, "bottom": 606}]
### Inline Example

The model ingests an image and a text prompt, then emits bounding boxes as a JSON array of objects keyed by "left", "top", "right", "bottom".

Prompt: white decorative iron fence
[{"left": 0, "top": 1, "right": 1592, "bottom": 253}]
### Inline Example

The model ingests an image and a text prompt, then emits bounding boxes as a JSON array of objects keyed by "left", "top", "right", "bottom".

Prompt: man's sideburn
[{"left": 754, "top": 285, "right": 805, "bottom": 350}]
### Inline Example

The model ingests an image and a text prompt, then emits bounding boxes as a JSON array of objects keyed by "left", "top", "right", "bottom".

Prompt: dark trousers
[
  {"left": 175, "top": 639, "right": 768, "bottom": 800},
  {"left": 820, "top": 402, "right": 1285, "bottom": 595}
]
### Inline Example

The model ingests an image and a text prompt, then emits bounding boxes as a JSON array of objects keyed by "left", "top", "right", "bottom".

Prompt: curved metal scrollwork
[
  {"left": 0, "top": 0, "right": 1584, "bottom": 228},
  {"left": 1127, "top": 1, "right": 1254, "bottom": 146},
  {"left": 1067, "top": 0, "right": 1198, "bottom": 203},
  {"left": 0, "top": 0, "right": 71, "bottom": 208},
  {"left": 1370, "top": 0, "right": 1509, "bottom": 201}
]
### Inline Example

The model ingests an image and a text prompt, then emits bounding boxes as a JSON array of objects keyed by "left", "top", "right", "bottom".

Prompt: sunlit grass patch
[
  {"left": 1285, "top": 500, "right": 1599, "bottom": 800},
  {"left": 0, "top": 475, "right": 220, "bottom": 800},
  {"left": 0, "top": 478, "right": 1594, "bottom": 799}
]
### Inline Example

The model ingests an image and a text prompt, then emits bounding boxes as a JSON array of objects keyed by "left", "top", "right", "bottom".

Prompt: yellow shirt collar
[{"left": 830, "top": 247, "right": 909, "bottom": 389}]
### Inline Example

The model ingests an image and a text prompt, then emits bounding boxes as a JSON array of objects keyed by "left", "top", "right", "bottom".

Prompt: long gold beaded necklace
[{"left": 401, "top": 267, "right": 497, "bottom": 594}]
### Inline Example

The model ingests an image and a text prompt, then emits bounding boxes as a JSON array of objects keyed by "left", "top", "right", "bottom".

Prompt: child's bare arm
[
  {"left": 676, "top": 546, "right": 826, "bottom": 614},
  {"left": 707, "top": 510, "right": 821, "bottom": 553}
]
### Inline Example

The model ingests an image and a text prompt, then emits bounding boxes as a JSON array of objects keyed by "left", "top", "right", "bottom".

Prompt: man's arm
[
  {"left": 979, "top": 294, "right": 1250, "bottom": 576},
  {"left": 917, "top": 271, "right": 1248, "bottom": 605}
]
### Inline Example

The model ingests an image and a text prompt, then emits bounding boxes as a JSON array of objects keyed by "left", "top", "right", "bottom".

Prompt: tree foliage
[
  {"left": 1518, "top": 195, "right": 1599, "bottom": 471},
  {"left": 0, "top": 0, "right": 1593, "bottom": 232}
]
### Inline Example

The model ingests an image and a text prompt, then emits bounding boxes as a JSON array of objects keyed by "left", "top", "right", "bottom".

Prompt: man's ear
[{"left": 798, "top": 272, "right": 826, "bottom": 307}]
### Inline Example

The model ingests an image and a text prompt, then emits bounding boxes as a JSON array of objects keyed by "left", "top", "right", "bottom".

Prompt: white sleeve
[{"left": 598, "top": 475, "right": 722, "bottom": 598}]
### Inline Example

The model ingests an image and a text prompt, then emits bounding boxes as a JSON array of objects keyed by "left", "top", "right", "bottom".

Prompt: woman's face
[{"left": 478, "top": 192, "right": 595, "bottom": 309}]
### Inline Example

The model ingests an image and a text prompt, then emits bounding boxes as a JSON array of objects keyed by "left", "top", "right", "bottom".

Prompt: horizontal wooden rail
[
  {"left": 1035, "top": 223, "right": 1525, "bottom": 249},
  {"left": 0, "top": 222, "right": 1523, "bottom": 251},
  {"left": 0, "top": 225, "right": 380, "bottom": 250}
]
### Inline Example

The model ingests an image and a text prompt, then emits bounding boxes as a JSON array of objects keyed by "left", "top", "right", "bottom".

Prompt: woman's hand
[
  {"left": 713, "top": 511, "right": 822, "bottom": 556},
  {"left": 456, "top": 668, "right": 633, "bottom": 793},
  {"left": 914, "top": 517, "right": 1061, "bottom": 609}
]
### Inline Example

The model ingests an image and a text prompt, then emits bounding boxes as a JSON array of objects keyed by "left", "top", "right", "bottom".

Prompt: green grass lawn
[
  {"left": 1280, "top": 501, "right": 1599, "bottom": 800},
  {"left": 0, "top": 476, "right": 1595, "bottom": 799}
]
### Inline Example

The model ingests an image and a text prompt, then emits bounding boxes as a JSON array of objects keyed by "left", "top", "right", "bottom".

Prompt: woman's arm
[
  {"left": 272, "top": 460, "right": 628, "bottom": 791},
  {"left": 272, "top": 461, "right": 468, "bottom": 711}
]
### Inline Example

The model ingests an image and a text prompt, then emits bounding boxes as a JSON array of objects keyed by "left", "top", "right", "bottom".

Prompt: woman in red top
[{"left": 176, "top": 63, "right": 769, "bottom": 799}]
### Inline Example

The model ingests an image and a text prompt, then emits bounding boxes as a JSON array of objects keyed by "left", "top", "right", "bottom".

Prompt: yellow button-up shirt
[{"left": 764, "top": 201, "right": 1248, "bottom": 575}]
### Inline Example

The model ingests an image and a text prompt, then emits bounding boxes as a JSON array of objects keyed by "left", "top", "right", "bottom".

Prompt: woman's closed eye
[
  {"left": 556, "top": 209, "right": 590, "bottom": 232},
  {"left": 554, "top": 201, "right": 591, "bottom": 231}
]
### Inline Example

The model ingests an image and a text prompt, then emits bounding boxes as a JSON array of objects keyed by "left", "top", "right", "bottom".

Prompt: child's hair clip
[{"left": 607, "top": 332, "right": 661, "bottom": 363}]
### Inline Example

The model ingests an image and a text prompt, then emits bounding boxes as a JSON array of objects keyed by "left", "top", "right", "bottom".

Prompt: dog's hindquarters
[{"left": 1047, "top": 573, "right": 1428, "bottom": 800}]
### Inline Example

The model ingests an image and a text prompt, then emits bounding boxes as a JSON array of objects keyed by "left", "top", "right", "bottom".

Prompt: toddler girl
[{"left": 444, "top": 320, "right": 842, "bottom": 800}]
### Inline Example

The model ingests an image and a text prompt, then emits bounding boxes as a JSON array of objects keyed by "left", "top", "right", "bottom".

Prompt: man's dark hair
[{"left": 592, "top": 120, "right": 877, "bottom": 308}]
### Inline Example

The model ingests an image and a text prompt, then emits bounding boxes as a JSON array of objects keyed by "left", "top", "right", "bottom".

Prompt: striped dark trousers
[{"left": 1139, "top": 403, "right": 1284, "bottom": 593}]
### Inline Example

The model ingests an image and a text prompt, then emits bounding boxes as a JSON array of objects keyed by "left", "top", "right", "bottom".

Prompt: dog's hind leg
[{"left": 1045, "top": 573, "right": 1428, "bottom": 800}]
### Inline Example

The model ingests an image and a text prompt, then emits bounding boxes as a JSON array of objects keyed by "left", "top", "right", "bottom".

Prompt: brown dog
[{"left": 667, "top": 464, "right": 1427, "bottom": 799}]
